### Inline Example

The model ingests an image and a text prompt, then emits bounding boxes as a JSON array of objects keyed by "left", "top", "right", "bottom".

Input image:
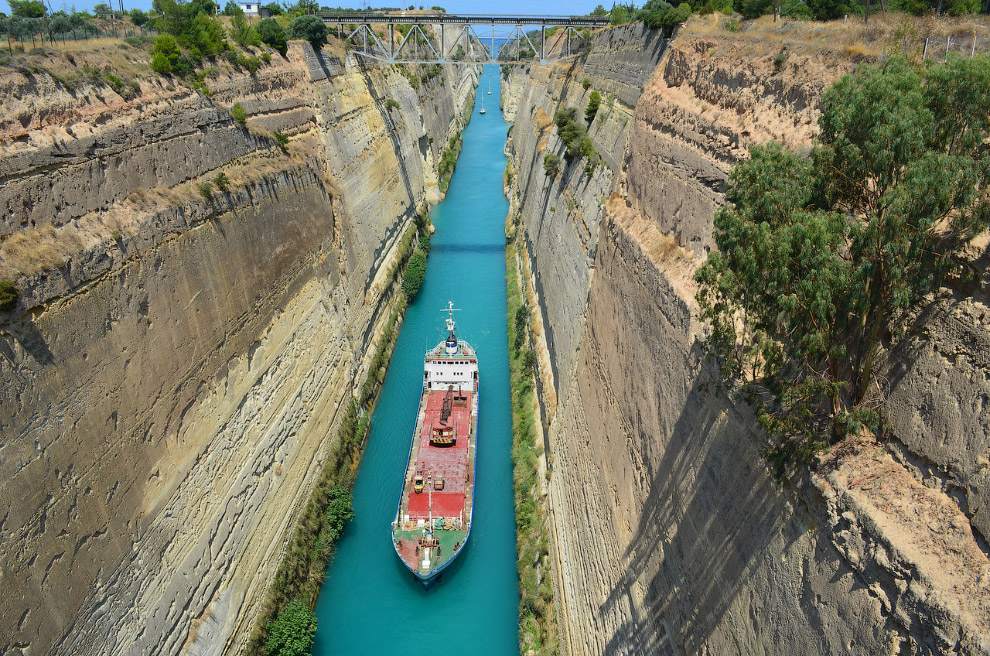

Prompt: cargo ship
[{"left": 391, "top": 302, "right": 479, "bottom": 586}]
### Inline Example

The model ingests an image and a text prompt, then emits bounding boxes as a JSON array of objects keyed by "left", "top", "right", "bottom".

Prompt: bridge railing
[{"left": 318, "top": 12, "right": 610, "bottom": 27}]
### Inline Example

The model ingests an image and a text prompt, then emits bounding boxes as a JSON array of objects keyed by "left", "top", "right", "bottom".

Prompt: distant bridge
[{"left": 319, "top": 12, "right": 610, "bottom": 65}]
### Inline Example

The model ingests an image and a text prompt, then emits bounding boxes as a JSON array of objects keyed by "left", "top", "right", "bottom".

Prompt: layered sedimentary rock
[
  {"left": 0, "top": 40, "right": 477, "bottom": 655},
  {"left": 504, "top": 19, "right": 990, "bottom": 655}
]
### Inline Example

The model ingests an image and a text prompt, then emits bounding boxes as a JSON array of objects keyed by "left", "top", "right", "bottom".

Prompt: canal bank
[{"left": 313, "top": 65, "right": 519, "bottom": 654}]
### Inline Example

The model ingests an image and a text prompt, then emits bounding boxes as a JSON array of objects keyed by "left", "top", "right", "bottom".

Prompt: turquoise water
[{"left": 313, "top": 66, "right": 519, "bottom": 654}]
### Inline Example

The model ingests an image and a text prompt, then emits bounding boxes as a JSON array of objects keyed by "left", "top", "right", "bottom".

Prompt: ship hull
[{"left": 391, "top": 352, "right": 479, "bottom": 586}]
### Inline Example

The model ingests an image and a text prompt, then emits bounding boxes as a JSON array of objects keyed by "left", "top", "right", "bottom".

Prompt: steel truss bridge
[{"left": 319, "top": 12, "right": 610, "bottom": 65}]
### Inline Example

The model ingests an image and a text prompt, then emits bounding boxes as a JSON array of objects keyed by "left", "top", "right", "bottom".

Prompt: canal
[{"left": 313, "top": 65, "right": 520, "bottom": 654}]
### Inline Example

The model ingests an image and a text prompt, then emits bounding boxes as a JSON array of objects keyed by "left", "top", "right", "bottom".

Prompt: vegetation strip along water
[{"left": 506, "top": 236, "right": 560, "bottom": 655}]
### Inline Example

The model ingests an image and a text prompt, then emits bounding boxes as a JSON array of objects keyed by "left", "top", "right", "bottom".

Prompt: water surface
[{"left": 313, "top": 65, "right": 519, "bottom": 655}]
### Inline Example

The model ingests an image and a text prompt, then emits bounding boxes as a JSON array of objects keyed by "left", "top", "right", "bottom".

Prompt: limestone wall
[
  {"left": 0, "top": 40, "right": 477, "bottom": 656},
  {"left": 504, "top": 20, "right": 990, "bottom": 656}
]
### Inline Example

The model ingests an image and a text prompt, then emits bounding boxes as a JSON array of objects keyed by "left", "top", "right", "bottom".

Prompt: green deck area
[{"left": 395, "top": 528, "right": 469, "bottom": 570}]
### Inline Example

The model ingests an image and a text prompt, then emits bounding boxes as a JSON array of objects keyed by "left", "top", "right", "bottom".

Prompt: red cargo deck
[{"left": 405, "top": 389, "right": 473, "bottom": 520}]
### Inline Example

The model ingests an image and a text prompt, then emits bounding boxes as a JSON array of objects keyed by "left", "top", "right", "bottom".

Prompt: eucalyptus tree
[{"left": 696, "top": 56, "right": 990, "bottom": 470}]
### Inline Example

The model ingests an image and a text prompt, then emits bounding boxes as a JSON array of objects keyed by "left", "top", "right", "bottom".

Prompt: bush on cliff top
[
  {"left": 258, "top": 17, "right": 288, "bottom": 55},
  {"left": 289, "top": 14, "right": 327, "bottom": 48},
  {"left": 696, "top": 55, "right": 990, "bottom": 475}
]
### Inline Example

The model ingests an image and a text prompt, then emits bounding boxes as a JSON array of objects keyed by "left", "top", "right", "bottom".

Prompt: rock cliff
[
  {"left": 0, "top": 39, "right": 477, "bottom": 655},
  {"left": 504, "top": 17, "right": 990, "bottom": 655}
]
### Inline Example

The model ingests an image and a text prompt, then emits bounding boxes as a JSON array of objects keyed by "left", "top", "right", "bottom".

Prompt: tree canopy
[
  {"left": 258, "top": 17, "right": 287, "bottom": 54},
  {"left": 695, "top": 55, "right": 990, "bottom": 470},
  {"left": 289, "top": 14, "right": 327, "bottom": 48}
]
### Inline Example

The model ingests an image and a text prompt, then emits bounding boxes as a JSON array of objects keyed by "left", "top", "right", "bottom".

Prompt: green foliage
[
  {"left": 581, "top": 77, "right": 591, "bottom": 90},
  {"left": 221, "top": 0, "right": 244, "bottom": 15},
  {"left": 773, "top": 50, "right": 788, "bottom": 74},
  {"left": 506, "top": 239, "right": 558, "bottom": 655},
  {"left": 402, "top": 251, "right": 427, "bottom": 299},
  {"left": 258, "top": 17, "right": 287, "bottom": 54},
  {"left": 231, "top": 101, "right": 247, "bottom": 124},
  {"left": 198, "top": 180, "right": 213, "bottom": 198},
  {"left": 262, "top": 2, "right": 284, "bottom": 14},
  {"left": 213, "top": 171, "right": 230, "bottom": 191},
  {"left": 585, "top": 89, "right": 601, "bottom": 124},
  {"left": 230, "top": 13, "right": 262, "bottom": 47},
  {"left": 129, "top": 8, "right": 150, "bottom": 26},
  {"left": 554, "top": 107, "right": 596, "bottom": 166},
  {"left": 289, "top": 14, "right": 327, "bottom": 48},
  {"left": 609, "top": 5, "right": 630, "bottom": 24},
  {"left": 591, "top": 3, "right": 609, "bottom": 14},
  {"left": 642, "top": 1, "right": 690, "bottom": 28},
  {"left": 384, "top": 98, "right": 401, "bottom": 110},
  {"left": 543, "top": 153, "right": 560, "bottom": 178},
  {"left": 723, "top": 18, "right": 739, "bottom": 31},
  {"left": 151, "top": 34, "right": 182, "bottom": 75},
  {"left": 0, "top": 280, "right": 19, "bottom": 311},
  {"left": 152, "top": 0, "right": 229, "bottom": 61},
  {"left": 701, "top": 0, "right": 734, "bottom": 13},
  {"left": 437, "top": 131, "right": 463, "bottom": 193},
  {"left": 696, "top": 56, "right": 990, "bottom": 473},
  {"left": 9, "top": 0, "right": 46, "bottom": 18},
  {"left": 273, "top": 131, "right": 290, "bottom": 147},
  {"left": 226, "top": 50, "right": 264, "bottom": 73},
  {"left": 265, "top": 600, "right": 317, "bottom": 656}
]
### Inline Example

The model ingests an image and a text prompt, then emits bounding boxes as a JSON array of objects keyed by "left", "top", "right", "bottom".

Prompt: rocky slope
[
  {"left": 504, "top": 17, "right": 990, "bottom": 655},
  {"left": 0, "top": 39, "right": 477, "bottom": 655}
]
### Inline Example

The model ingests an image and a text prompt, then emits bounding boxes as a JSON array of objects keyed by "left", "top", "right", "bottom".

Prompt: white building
[{"left": 238, "top": 2, "right": 259, "bottom": 15}]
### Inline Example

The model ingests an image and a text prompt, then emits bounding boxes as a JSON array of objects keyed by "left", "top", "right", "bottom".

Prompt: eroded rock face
[
  {"left": 0, "top": 41, "right": 478, "bottom": 656},
  {"left": 505, "top": 22, "right": 990, "bottom": 655}
]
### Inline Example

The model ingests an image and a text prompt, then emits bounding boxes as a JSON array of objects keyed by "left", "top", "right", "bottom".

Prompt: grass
[
  {"left": 506, "top": 235, "right": 559, "bottom": 656},
  {"left": 680, "top": 12, "right": 990, "bottom": 62}
]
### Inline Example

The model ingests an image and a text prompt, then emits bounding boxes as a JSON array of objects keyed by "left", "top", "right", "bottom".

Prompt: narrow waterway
[{"left": 313, "top": 66, "right": 519, "bottom": 654}]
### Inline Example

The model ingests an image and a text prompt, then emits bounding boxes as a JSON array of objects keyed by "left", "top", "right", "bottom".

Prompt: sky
[{"left": 2, "top": 0, "right": 609, "bottom": 16}]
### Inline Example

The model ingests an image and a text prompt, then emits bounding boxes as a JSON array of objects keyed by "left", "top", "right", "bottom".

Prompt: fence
[
  {"left": 2, "top": 19, "right": 157, "bottom": 51},
  {"left": 921, "top": 31, "right": 990, "bottom": 60}
]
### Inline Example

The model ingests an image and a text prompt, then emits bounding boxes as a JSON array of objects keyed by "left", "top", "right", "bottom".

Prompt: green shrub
[
  {"left": 437, "top": 132, "right": 463, "bottom": 193},
  {"left": 543, "top": 153, "right": 560, "bottom": 178},
  {"left": 198, "top": 181, "right": 213, "bottom": 198},
  {"left": 385, "top": 98, "right": 401, "bottom": 111},
  {"left": 230, "top": 13, "right": 261, "bottom": 47},
  {"left": 289, "top": 15, "right": 327, "bottom": 48},
  {"left": 585, "top": 89, "right": 601, "bottom": 124},
  {"left": 773, "top": 50, "right": 788, "bottom": 74},
  {"left": 231, "top": 102, "right": 247, "bottom": 125},
  {"left": 554, "top": 107, "right": 590, "bottom": 161},
  {"left": 273, "top": 131, "right": 290, "bottom": 147},
  {"left": 581, "top": 77, "right": 591, "bottom": 91},
  {"left": 0, "top": 280, "right": 19, "bottom": 311},
  {"left": 265, "top": 599, "right": 317, "bottom": 656},
  {"left": 402, "top": 251, "right": 427, "bottom": 299},
  {"left": 723, "top": 18, "right": 739, "bottom": 31},
  {"left": 151, "top": 34, "right": 181, "bottom": 75},
  {"left": 213, "top": 172, "right": 230, "bottom": 191}
]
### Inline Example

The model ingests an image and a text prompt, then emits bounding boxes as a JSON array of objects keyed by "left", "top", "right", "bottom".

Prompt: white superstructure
[{"left": 424, "top": 302, "right": 478, "bottom": 394}]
